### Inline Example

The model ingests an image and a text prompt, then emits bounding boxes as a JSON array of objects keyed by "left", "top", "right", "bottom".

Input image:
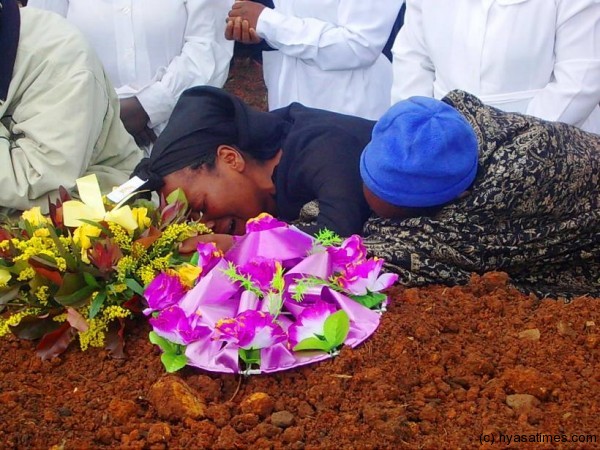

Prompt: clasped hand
[{"left": 225, "top": 0, "right": 266, "bottom": 44}]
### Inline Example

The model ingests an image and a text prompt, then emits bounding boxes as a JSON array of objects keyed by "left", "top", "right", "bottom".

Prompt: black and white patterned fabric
[{"left": 362, "top": 90, "right": 600, "bottom": 299}]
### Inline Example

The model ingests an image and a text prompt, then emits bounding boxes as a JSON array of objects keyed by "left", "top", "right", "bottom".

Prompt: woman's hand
[
  {"left": 179, "top": 233, "right": 235, "bottom": 254},
  {"left": 120, "top": 97, "right": 156, "bottom": 147}
]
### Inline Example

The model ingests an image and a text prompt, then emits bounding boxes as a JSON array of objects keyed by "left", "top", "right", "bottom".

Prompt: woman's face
[
  {"left": 362, "top": 184, "right": 408, "bottom": 219},
  {"left": 160, "top": 146, "right": 276, "bottom": 235}
]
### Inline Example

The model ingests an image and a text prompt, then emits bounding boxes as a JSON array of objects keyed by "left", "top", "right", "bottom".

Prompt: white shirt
[
  {"left": 28, "top": 0, "right": 234, "bottom": 141},
  {"left": 256, "top": 0, "right": 405, "bottom": 120},
  {"left": 391, "top": 0, "right": 600, "bottom": 134}
]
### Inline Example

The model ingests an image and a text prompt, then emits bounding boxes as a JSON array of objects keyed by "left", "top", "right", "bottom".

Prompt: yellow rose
[
  {"left": 132, "top": 207, "right": 152, "bottom": 231},
  {"left": 0, "top": 269, "right": 11, "bottom": 287},
  {"left": 33, "top": 228, "right": 50, "bottom": 238},
  {"left": 177, "top": 263, "right": 202, "bottom": 287},
  {"left": 73, "top": 224, "right": 102, "bottom": 250},
  {"left": 73, "top": 224, "right": 102, "bottom": 263},
  {"left": 21, "top": 207, "right": 50, "bottom": 227}
]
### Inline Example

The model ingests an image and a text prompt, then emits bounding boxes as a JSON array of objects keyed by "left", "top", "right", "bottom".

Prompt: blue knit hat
[{"left": 360, "top": 96, "right": 479, "bottom": 208}]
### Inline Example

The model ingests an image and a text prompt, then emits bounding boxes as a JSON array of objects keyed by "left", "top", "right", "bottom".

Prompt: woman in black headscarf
[
  {"left": 132, "top": 85, "right": 375, "bottom": 238},
  {"left": 134, "top": 86, "right": 600, "bottom": 299}
]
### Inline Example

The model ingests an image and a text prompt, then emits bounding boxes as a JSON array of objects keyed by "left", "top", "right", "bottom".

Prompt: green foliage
[
  {"left": 148, "top": 331, "right": 188, "bottom": 373},
  {"left": 314, "top": 228, "right": 342, "bottom": 247},
  {"left": 239, "top": 348, "right": 261, "bottom": 367},
  {"left": 350, "top": 292, "right": 387, "bottom": 309},
  {"left": 293, "top": 309, "right": 350, "bottom": 353},
  {"left": 222, "top": 262, "right": 263, "bottom": 297}
]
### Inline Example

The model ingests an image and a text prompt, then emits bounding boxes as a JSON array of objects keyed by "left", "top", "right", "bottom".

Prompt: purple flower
[
  {"left": 149, "top": 306, "right": 211, "bottom": 345},
  {"left": 143, "top": 272, "right": 187, "bottom": 315},
  {"left": 215, "top": 310, "right": 286, "bottom": 350},
  {"left": 336, "top": 258, "right": 399, "bottom": 296},
  {"left": 245, "top": 213, "right": 288, "bottom": 233},
  {"left": 327, "top": 235, "right": 367, "bottom": 272},
  {"left": 287, "top": 301, "right": 337, "bottom": 348},
  {"left": 195, "top": 241, "right": 223, "bottom": 275},
  {"left": 238, "top": 257, "right": 280, "bottom": 292}
]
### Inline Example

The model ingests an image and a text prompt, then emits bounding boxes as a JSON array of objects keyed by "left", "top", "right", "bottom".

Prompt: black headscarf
[
  {"left": 132, "top": 86, "right": 289, "bottom": 192},
  {"left": 0, "top": 0, "right": 20, "bottom": 101}
]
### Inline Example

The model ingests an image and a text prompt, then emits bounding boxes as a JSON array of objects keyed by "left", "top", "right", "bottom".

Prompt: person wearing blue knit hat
[
  {"left": 360, "top": 90, "right": 600, "bottom": 298},
  {"left": 360, "top": 96, "right": 478, "bottom": 217}
]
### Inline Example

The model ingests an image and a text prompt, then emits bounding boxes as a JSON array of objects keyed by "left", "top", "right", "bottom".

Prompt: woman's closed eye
[{"left": 227, "top": 218, "right": 236, "bottom": 235}]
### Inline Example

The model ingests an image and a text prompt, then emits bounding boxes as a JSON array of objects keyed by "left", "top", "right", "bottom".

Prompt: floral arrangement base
[{"left": 145, "top": 215, "right": 398, "bottom": 374}]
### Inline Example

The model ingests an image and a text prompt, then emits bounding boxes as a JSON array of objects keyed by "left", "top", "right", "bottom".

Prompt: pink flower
[
  {"left": 195, "top": 241, "right": 223, "bottom": 275},
  {"left": 215, "top": 310, "right": 286, "bottom": 350},
  {"left": 238, "top": 257, "right": 279, "bottom": 292},
  {"left": 245, "top": 213, "right": 288, "bottom": 233},
  {"left": 336, "top": 258, "right": 398, "bottom": 296},
  {"left": 149, "top": 306, "right": 211, "bottom": 345},
  {"left": 327, "top": 235, "right": 367, "bottom": 272},
  {"left": 287, "top": 301, "right": 338, "bottom": 348},
  {"left": 143, "top": 272, "right": 187, "bottom": 315}
]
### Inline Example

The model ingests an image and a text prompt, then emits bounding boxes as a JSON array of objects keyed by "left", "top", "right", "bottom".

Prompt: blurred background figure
[
  {"left": 1, "top": 0, "right": 141, "bottom": 212},
  {"left": 391, "top": 0, "right": 600, "bottom": 134},
  {"left": 225, "top": 0, "right": 405, "bottom": 120},
  {"left": 28, "top": 0, "right": 235, "bottom": 154}
]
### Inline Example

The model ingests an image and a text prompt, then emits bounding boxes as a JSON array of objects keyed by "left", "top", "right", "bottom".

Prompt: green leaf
[
  {"left": 125, "top": 278, "right": 145, "bottom": 295},
  {"left": 0, "top": 286, "right": 20, "bottom": 306},
  {"left": 166, "top": 188, "right": 188, "bottom": 206},
  {"left": 222, "top": 262, "right": 263, "bottom": 297},
  {"left": 293, "top": 336, "right": 332, "bottom": 352},
  {"left": 239, "top": 348, "right": 261, "bottom": 365},
  {"left": 88, "top": 290, "right": 107, "bottom": 319},
  {"left": 149, "top": 331, "right": 178, "bottom": 354},
  {"left": 350, "top": 292, "right": 387, "bottom": 309},
  {"left": 189, "top": 252, "right": 199, "bottom": 266},
  {"left": 83, "top": 271, "right": 100, "bottom": 288},
  {"left": 160, "top": 353, "right": 188, "bottom": 373},
  {"left": 47, "top": 226, "right": 78, "bottom": 271},
  {"left": 149, "top": 332, "right": 187, "bottom": 372},
  {"left": 9, "top": 315, "right": 62, "bottom": 340},
  {"left": 323, "top": 309, "right": 350, "bottom": 349},
  {"left": 28, "top": 254, "right": 58, "bottom": 270},
  {"left": 54, "top": 273, "right": 95, "bottom": 306},
  {"left": 54, "top": 285, "right": 96, "bottom": 307},
  {"left": 314, "top": 228, "right": 342, "bottom": 247}
]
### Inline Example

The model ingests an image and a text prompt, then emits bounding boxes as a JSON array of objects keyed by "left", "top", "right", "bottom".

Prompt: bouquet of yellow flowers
[{"left": 0, "top": 175, "right": 209, "bottom": 359}]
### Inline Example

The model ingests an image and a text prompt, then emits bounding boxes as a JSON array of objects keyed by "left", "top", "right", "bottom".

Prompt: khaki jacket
[{"left": 0, "top": 8, "right": 142, "bottom": 212}]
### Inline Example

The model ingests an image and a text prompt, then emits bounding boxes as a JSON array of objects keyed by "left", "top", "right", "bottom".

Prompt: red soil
[{"left": 0, "top": 59, "right": 598, "bottom": 450}]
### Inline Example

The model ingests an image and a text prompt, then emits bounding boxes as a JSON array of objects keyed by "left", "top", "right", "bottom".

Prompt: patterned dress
[{"left": 362, "top": 90, "right": 600, "bottom": 298}]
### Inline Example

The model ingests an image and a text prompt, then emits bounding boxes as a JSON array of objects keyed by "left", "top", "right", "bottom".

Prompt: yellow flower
[
  {"left": 177, "top": 263, "right": 202, "bottom": 287},
  {"left": 33, "top": 228, "right": 50, "bottom": 238},
  {"left": 17, "top": 267, "right": 35, "bottom": 281},
  {"left": 35, "top": 285, "right": 50, "bottom": 303},
  {"left": 0, "top": 269, "right": 11, "bottom": 287},
  {"left": 73, "top": 223, "right": 102, "bottom": 263},
  {"left": 73, "top": 224, "right": 102, "bottom": 250},
  {"left": 21, "top": 207, "right": 50, "bottom": 227},
  {"left": 62, "top": 174, "right": 138, "bottom": 232},
  {"left": 0, "top": 308, "right": 41, "bottom": 337},
  {"left": 132, "top": 207, "right": 152, "bottom": 231}
]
